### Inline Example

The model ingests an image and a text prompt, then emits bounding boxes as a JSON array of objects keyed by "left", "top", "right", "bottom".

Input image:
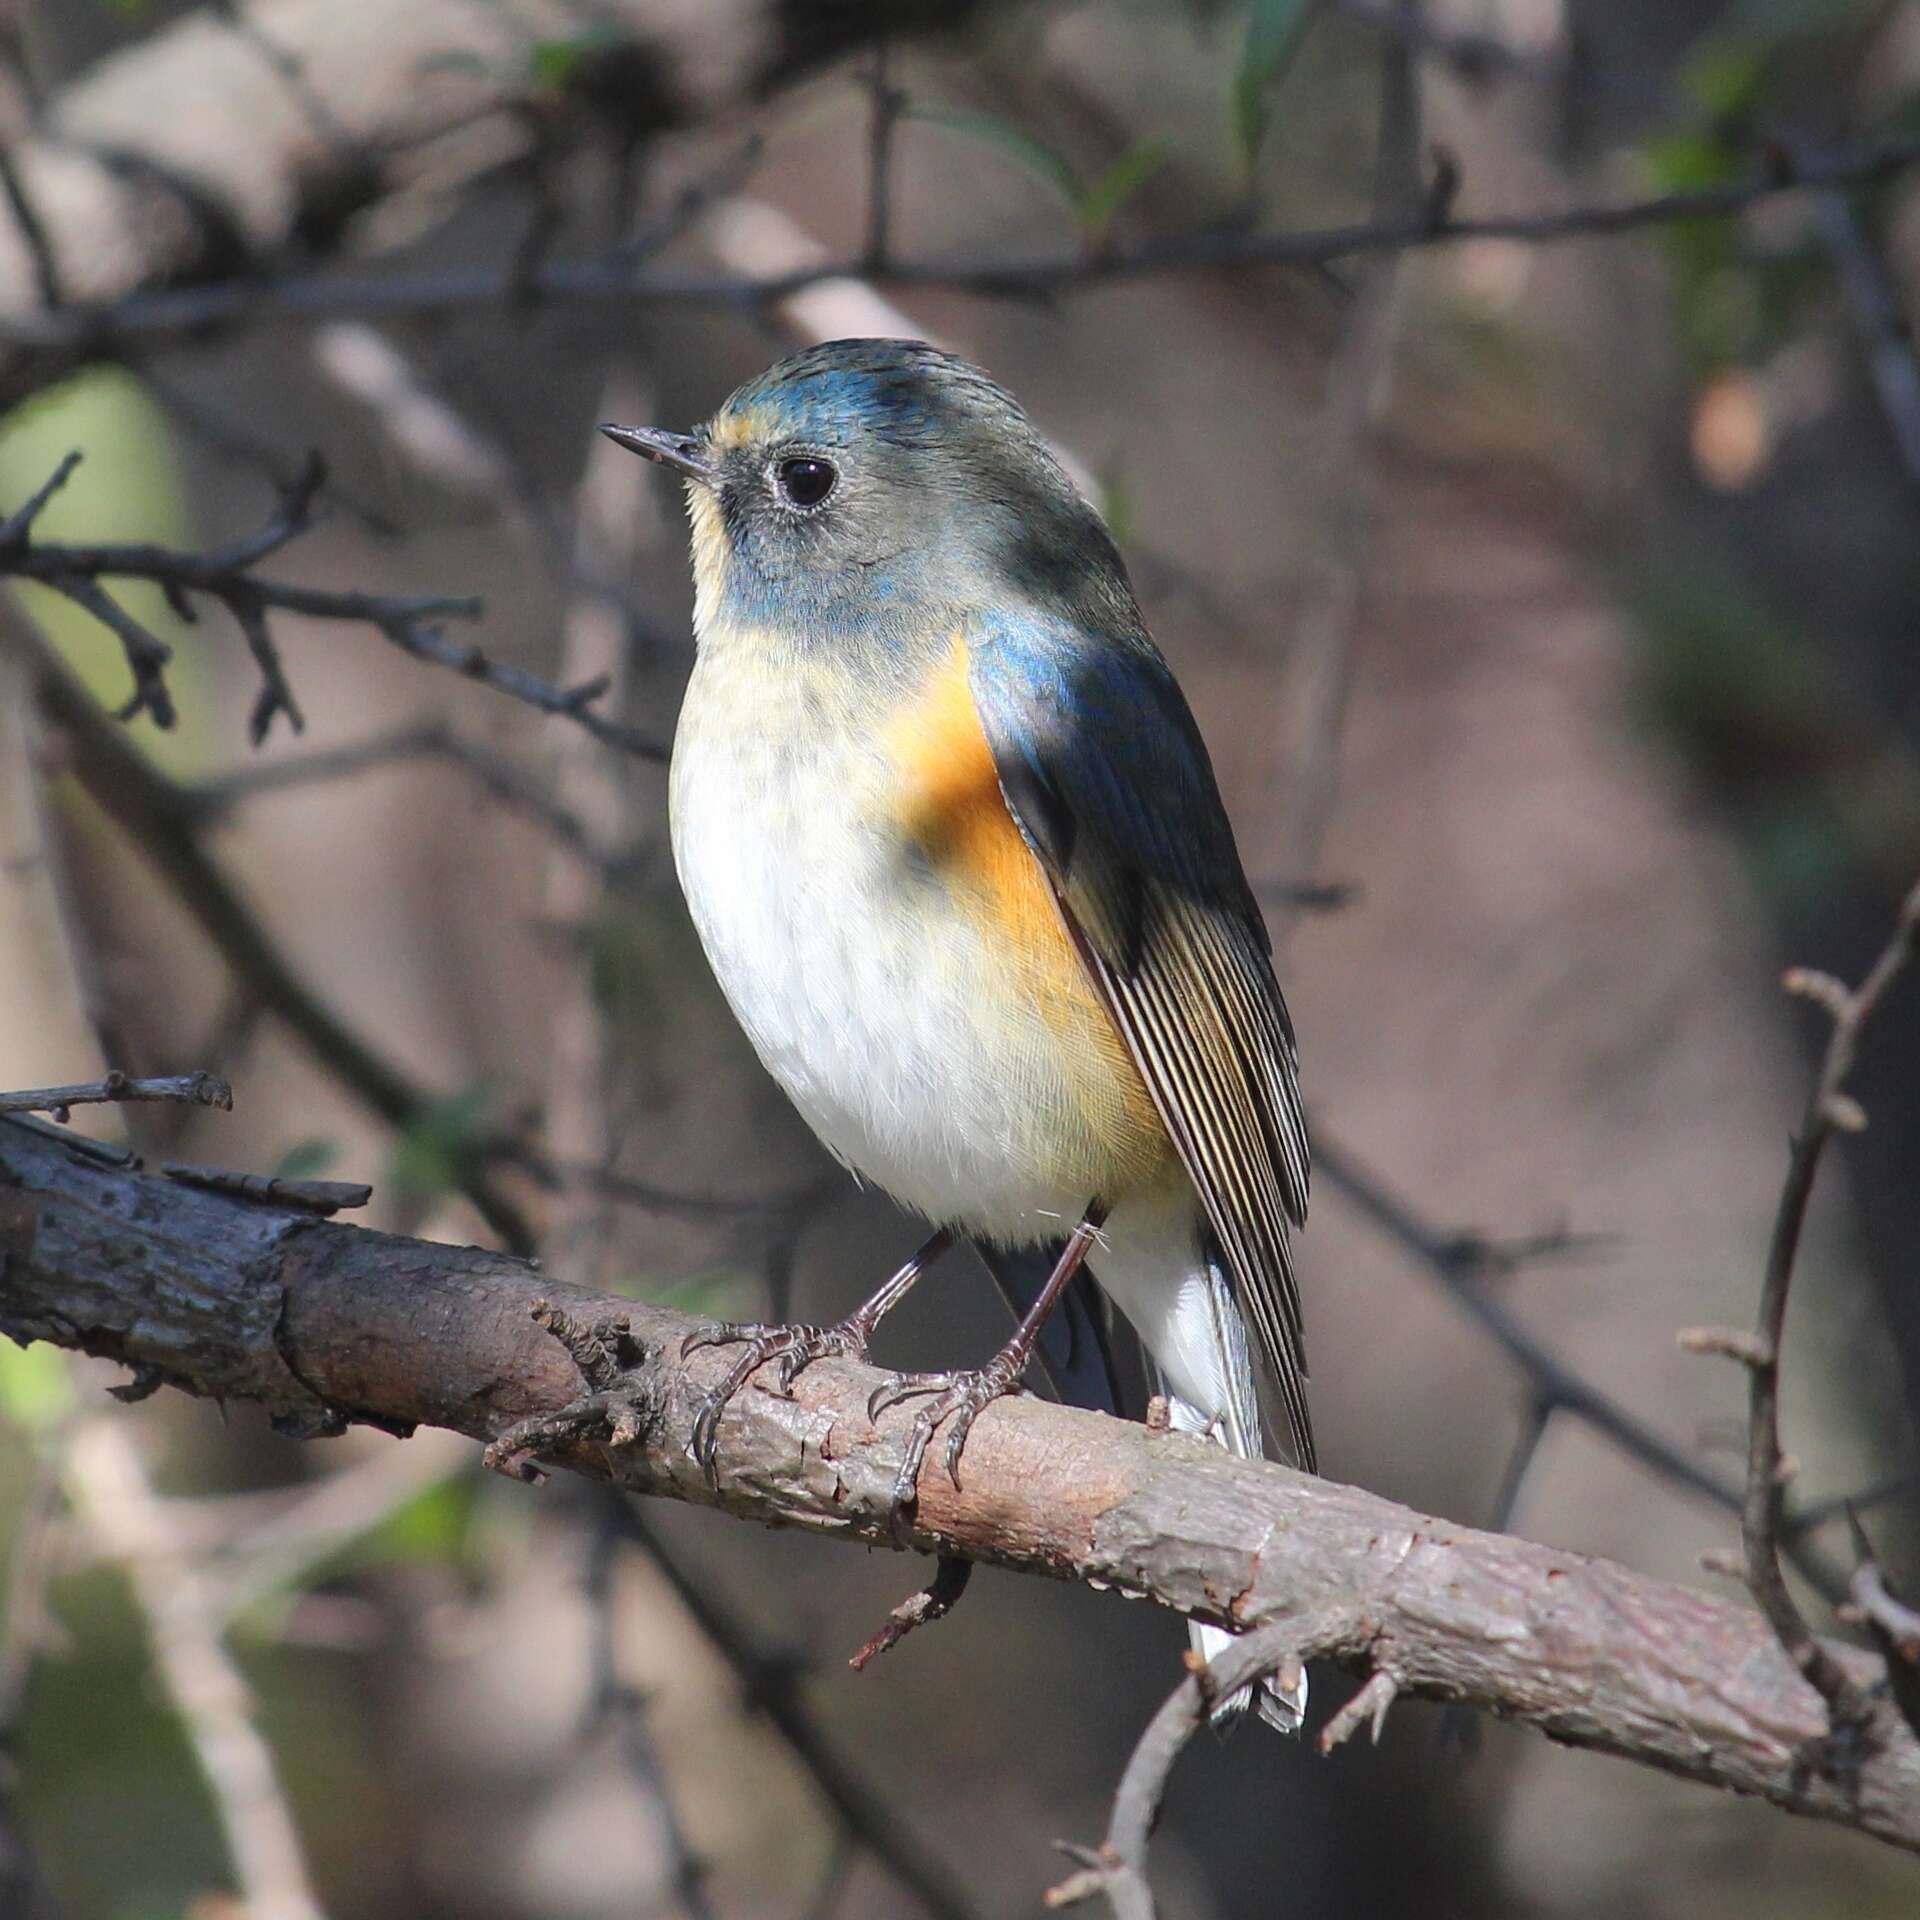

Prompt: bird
[{"left": 602, "top": 338, "right": 1311, "bottom": 1730}]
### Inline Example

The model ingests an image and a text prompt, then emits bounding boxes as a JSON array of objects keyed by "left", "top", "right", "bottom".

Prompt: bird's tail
[{"left": 1097, "top": 1207, "right": 1307, "bottom": 1735}]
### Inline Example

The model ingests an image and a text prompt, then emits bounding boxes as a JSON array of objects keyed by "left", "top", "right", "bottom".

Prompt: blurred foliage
[
  {"left": 1629, "top": 552, "right": 1920, "bottom": 910},
  {"left": 1230, "top": 0, "right": 1317, "bottom": 172},
  {"left": 386, "top": 1086, "right": 496, "bottom": 1205},
  {"left": 911, "top": 105, "right": 1170, "bottom": 243},
  {"left": 272, "top": 1139, "right": 341, "bottom": 1181},
  {"left": 0, "top": 1343, "right": 74, "bottom": 1433},
  {"left": 0, "top": 370, "right": 207, "bottom": 777}
]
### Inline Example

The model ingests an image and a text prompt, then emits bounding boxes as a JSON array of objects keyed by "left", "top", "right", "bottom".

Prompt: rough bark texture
[{"left": 1, "top": 1112, "right": 1915, "bottom": 1855}]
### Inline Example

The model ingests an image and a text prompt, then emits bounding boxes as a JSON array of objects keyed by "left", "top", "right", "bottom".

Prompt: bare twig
[
  {"left": 1844, "top": 1509, "right": 1920, "bottom": 1741},
  {"left": 0, "top": 1437, "right": 64, "bottom": 1920},
  {"left": 0, "top": 1068, "right": 232, "bottom": 1118},
  {"left": 862, "top": 41, "right": 904, "bottom": 274},
  {"left": 1318, "top": 1666, "right": 1401, "bottom": 1755},
  {"left": 1338, "top": 0, "right": 1920, "bottom": 495},
  {"left": 1047, "top": 1615, "right": 1348, "bottom": 1917},
  {"left": 847, "top": 1555, "right": 973, "bottom": 1671},
  {"left": 66, "top": 1418, "right": 326, "bottom": 1920},
  {"left": 0, "top": 453, "right": 666, "bottom": 758},
  {"left": 9, "top": 131, "right": 1917, "bottom": 352},
  {"left": 1731, "top": 881, "right": 1920, "bottom": 1737}
]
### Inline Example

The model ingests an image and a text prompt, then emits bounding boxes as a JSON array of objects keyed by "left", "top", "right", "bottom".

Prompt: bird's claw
[
  {"left": 682, "top": 1318, "right": 870, "bottom": 1486},
  {"left": 872, "top": 1361, "right": 1026, "bottom": 1545}
]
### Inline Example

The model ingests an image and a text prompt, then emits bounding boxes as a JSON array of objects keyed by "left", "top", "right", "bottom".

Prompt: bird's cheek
[{"left": 686, "top": 488, "right": 733, "bottom": 634}]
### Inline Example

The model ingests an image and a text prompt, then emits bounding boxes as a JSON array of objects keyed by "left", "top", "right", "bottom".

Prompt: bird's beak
[{"left": 598, "top": 423, "right": 711, "bottom": 483}]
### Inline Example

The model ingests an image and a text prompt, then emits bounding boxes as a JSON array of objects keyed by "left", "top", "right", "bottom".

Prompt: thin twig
[
  {"left": 862, "top": 42, "right": 904, "bottom": 274},
  {"left": 1735, "top": 881, "right": 1920, "bottom": 1735},
  {"left": 1272, "top": 0, "right": 1420, "bottom": 938},
  {"left": 0, "top": 1069, "right": 232, "bottom": 1118},
  {"left": 1047, "top": 1612, "right": 1353, "bottom": 1917},
  {"left": 9, "top": 131, "right": 1917, "bottom": 348},
  {"left": 0, "top": 453, "right": 667, "bottom": 758}
]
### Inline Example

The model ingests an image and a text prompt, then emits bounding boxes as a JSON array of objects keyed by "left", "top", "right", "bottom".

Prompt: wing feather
[{"left": 968, "top": 612, "right": 1314, "bottom": 1468}]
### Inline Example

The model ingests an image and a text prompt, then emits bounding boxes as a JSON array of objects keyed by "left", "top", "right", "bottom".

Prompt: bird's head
[{"left": 602, "top": 338, "right": 1129, "bottom": 646}]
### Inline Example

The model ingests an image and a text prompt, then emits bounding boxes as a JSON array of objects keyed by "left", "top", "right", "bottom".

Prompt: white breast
[{"left": 669, "top": 647, "right": 1096, "bottom": 1242}]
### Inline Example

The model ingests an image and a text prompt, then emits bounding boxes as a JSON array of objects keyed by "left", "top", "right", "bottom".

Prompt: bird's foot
[
  {"left": 682, "top": 1317, "right": 872, "bottom": 1483},
  {"left": 868, "top": 1358, "right": 1028, "bottom": 1543}
]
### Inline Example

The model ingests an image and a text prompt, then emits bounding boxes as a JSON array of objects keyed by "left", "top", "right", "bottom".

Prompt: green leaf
[
  {"left": 910, "top": 105, "right": 1083, "bottom": 215},
  {"left": 387, "top": 1086, "right": 493, "bottom": 1203},
  {"left": 1677, "top": 35, "right": 1771, "bottom": 122},
  {"left": 1232, "top": 0, "right": 1317, "bottom": 169},
  {"left": 273, "top": 1138, "right": 338, "bottom": 1181},
  {"left": 0, "top": 1342, "right": 74, "bottom": 1431},
  {"left": 529, "top": 28, "right": 620, "bottom": 92},
  {"left": 1077, "top": 138, "right": 1170, "bottom": 246},
  {"left": 363, "top": 1473, "right": 477, "bottom": 1565}
]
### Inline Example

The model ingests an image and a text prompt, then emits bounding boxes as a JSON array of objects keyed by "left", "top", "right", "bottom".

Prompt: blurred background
[{"left": 1, "top": 0, "right": 1918, "bottom": 1915}]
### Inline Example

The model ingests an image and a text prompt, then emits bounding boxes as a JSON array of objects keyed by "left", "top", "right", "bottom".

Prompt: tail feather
[
  {"left": 1163, "top": 1389, "right": 1307, "bottom": 1734},
  {"left": 1140, "top": 1234, "right": 1306, "bottom": 1735}
]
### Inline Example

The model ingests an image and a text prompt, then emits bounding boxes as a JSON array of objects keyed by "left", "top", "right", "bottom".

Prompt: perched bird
[{"left": 603, "top": 340, "right": 1311, "bottom": 1728}]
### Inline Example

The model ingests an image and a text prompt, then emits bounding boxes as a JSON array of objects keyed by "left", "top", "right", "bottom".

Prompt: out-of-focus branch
[
  {"left": 0, "top": 0, "right": 940, "bottom": 410},
  {"left": 0, "top": 1068, "right": 231, "bottom": 1117},
  {"left": 186, "top": 722, "right": 619, "bottom": 880},
  {"left": 4, "top": 1118, "right": 1919, "bottom": 1870},
  {"left": 1272, "top": 0, "right": 1421, "bottom": 937},
  {"left": 614, "top": 1504, "right": 977, "bottom": 1920},
  {"left": 0, "top": 1436, "right": 64, "bottom": 1920},
  {"left": 580, "top": 1501, "right": 717, "bottom": 1920},
  {"left": 1338, "top": 0, "right": 1920, "bottom": 491},
  {"left": 1316, "top": 1135, "right": 1848, "bottom": 1599},
  {"left": 10, "top": 130, "right": 1918, "bottom": 359},
  {"left": 8, "top": 619, "right": 534, "bottom": 1250},
  {"left": 65, "top": 1417, "right": 326, "bottom": 1920}
]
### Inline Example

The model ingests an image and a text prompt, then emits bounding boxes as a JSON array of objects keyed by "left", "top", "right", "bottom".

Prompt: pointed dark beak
[{"left": 598, "top": 423, "right": 711, "bottom": 482}]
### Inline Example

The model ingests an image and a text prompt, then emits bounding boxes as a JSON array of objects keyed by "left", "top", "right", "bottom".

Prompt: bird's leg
[
  {"left": 683, "top": 1226, "right": 955, "bottom": 1482},
  {"left": 871, "top": 1203, "right": 1108, "bottom": 1542}
]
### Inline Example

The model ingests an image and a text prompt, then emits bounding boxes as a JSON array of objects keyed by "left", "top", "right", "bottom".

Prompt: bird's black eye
[{"left": 775, "top": 456, "right": 837, "bottom": 508}]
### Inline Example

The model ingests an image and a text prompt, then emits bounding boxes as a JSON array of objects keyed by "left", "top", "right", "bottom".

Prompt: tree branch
[
  {"left": 0, "top": 1069, "right": 232, "bottom": 1117},
  {"left": 8, "top": 129, "right": 1917, "bottom": 358},
  {"left": 3, "top": 1114, "right": 1917, "bottom": 1869},
  {"left": 0, "top": 452, "right": 666, "bottom": 757}
]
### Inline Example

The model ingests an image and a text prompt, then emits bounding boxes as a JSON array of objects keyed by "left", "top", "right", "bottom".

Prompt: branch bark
[{"left": 2, "top": 1116, "right": 1916, "bottom": 1858}]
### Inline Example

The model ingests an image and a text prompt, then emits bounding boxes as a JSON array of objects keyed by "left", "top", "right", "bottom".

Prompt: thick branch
[{"left": 2, "top": 1115, "right": 1916, "bottom": 1855}]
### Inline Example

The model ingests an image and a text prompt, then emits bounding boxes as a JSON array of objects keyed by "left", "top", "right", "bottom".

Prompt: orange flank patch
[
  {"left": 883, "top": 638, "right": 1168, "bottom": 1176},
  {"left": 883, "top": 638, "right": 1071, "bottom": 979}
]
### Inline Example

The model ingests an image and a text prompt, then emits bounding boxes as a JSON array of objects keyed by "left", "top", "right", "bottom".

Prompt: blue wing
[{"left": 968, "top": 607, "right": 1314, "bottom": 1468}]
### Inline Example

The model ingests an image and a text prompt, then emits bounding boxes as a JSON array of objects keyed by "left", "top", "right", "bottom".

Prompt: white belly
[{"left": 670, "top": 658, "right": 1098, "bottom": 1241}]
